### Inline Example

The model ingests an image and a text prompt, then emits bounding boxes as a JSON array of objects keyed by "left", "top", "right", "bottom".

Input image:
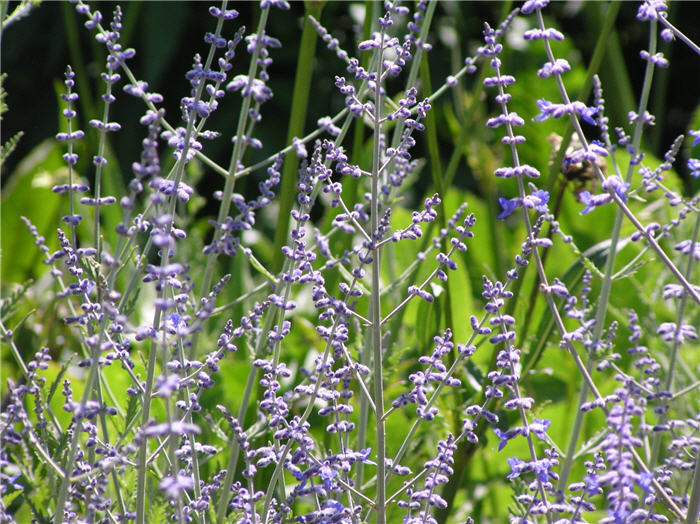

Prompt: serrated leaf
[
  {"left": 146, "top": 495, "right": 170, "bottom": 524},
  {"left": 247, "top": 251, "right": 277, "bottom": 284},
  {"left": 1, "top": 139, "right": 65, "bottom": 286},
  {"left": 122, "top": 389, "right": 141, "bottom": 438},
  {"left": 0, "top": 278, "right": 33, "bottom": 321},
  {"left": 0, "top": 130, "right": 24, "bottom": 162},
  {"left": 522, "top": 239, "right": 610, "bottom": 375},
  {"left": 0, "top": 72, "right": 7, "bottom": 117},
  {"left": 613, "top": 259, "right": 650, "bottom": 280},
  {"left": 46, "top": 357, "right": 73, "bottom": 406},
  {"left": 122, "top": 283, "right": 142, "bottom": 319},
  {"left": 574, "top": 426, "right": 610, "bottom": 459},
  {"left": 51, "top": 425, "right": 71, "bottom": 467},
  {"left": 10, "top": 308, "right": 35, "bottom": 339}
]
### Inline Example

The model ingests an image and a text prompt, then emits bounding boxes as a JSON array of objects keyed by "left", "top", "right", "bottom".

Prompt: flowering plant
[{"left": 1, "top": 1, "right": 699, "bottom": 523}]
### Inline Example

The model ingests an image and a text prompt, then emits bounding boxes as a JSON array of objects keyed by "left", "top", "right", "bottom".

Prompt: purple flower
[
  {"left": 638, "top": 472, "right": 653, "bottom": 493},
  {"left": 319, "top": 462, "right": 337, "bottom": 490},
  {"left": 521, "top": 189, "right": 549, "bottom": 213},
  {"left": 261, "top": 0, "right": 290, "bottom": 9},
  {"left": 534, "top": 98, "right": 555, "bottom": 121},
  {"left": 494, "top": 165, "right": 540, "bottom": 179},
  {"left": 291, "top": 137, "right": 307, "bottom": 159},
  {"left": 166, "top": 312, "right": 183, "bottom": 329},
  {"left": 493, "top": 427, "right": 509, "bottom": 451},
  {"left": 143, "top": 421, "right": 200, "bottom": 438},
  {"left": 602, "top": 175, "right": 630, "bottom": 203},
  {"left": 537, "top": 58, "right": 571, "bottom": 78},
  {"left": 583, "top": 473, "right": 602, "bottom": 497},
  {"left": 498, "top": 197, "right": 520, "bottom": 219},
  {"left": 160, "top": 472, "right": 194, "bottom": 499},
  {"left": 535, "top": 99, "right": 598, "bottom": 125},
  {"left": 296, "top": 500, "right": 346, "bottom": 523},
  {"left": 674, "top": 239, "right": 700, "bottom": 260},
  {"left": 637, "top": 0, "right": 667, "bottom": 21},
  {"left": 578, "top": 191, "right": 612, "bottom": 215},
  {"left": 628, "top": 110, "right": 655, "bottom": 127},
  {"left": 0, "top": 473, "right": 23, "bottom": 494},
  {"left": 209, "top": 6, "right": 239, "bottom": 19},
  {"left": 521, "top": 0, "right": 549, "bottom": 15},
  {"left": 530, "top": 419, "right": 551, "bottom": 441},
  {"left": 226, "top": 75, "right": 273, "bottom": 103},
  {"left": 690, "top": 129, "right": 700, "bottom": 147},
  {"left": 317, "top": 116, "right": 341, "bottom": 137},
  {"left": 156, "top": 374, "right": 180, "bottom": 398},
  {"left": 688, "top": 158, "right": 700, "bottom": 178},
  {"left": 493, "top": 427, "right": 521, "bottom": 452},
  {"left": 639, "top": 50, "right": 669, "bottom": 68},
  {"left": 578, "top": 105, "right": 599, "bottom": 126},
  {"left": 62, "top": 214, "right": 83, "bottom": 226},
  {"left": 524, "top": 28, "right": 564, "bottom": 41},
  {"left": 506, "top": 457, "right": 525, "bottom": 479},
  {"left": 532, "top": 458, "right": 555, "bottom": 483},
  {"left": 657, "top": 321, "right": 697, "bottom": 343}
]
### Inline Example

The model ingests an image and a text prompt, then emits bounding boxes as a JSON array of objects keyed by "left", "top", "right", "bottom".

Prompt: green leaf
[
  {"left": 46, "top": 356, "right": 73, "bottom": 406},
  {"left": 521, "top": 240, "right": 607, "bottom": 375},
  {"left": 443, "top": 188, "right": 476, "bottom": 341},
  {"left": 0, "top": 278, "right": 33, "bottom": 321},
  {"left": 527, "top": 372, "right": 569, "bottom": 405},
  {"left": 1, "top": 139, "right": 65, "bottom": 286},
  {"left": 0, "top": 130, "right": 24, "bottom": 162},
  {"left": 0, "top": 72, "right": 7, "bottom": 117},
  {"left": 458, "top": 191, "right": 505, "bottom": 298},
  {"left": 122, "top": 392, "right": 140, "bottom": 439}
]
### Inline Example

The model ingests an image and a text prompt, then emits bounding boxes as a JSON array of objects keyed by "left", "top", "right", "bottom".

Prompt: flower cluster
[{"left": 2, "top": 1, "right": 699, "bottom": 523}]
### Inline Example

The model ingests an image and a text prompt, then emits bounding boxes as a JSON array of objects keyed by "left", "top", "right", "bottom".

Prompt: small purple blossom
[
  {"left": 637, "top": 0, "right": 667, "bottom": 21},
  {"left": 688, "top": 158, "right": 700, "bottom": 178},
  {"left": 160, "top": 473, "right": 194, "bottom": 499},
  {"left": 579, "top": 191, "right": 612, "bottom": 215},
  {"left": 601, "top": 175, "right": 630, "bottom": 203},
  {"left": 674, "top": 239, "right": 700, "bottom": 260},
  {"left": 498, "top": 197, "right": 520, "bottom": 219},
  {"left": 493, "top": 427, "right": 518, "bottom": 451},
  {"left": 535, "top": 98, "right": 598, "bottom": 125},
  {"left": 506, "top": 457, "right": 525, "bottom": 479},
  {"left": 529, "top": 419, "right": 551, "bottom": 441},
  {"left": 226, "top": 75, "right": 273, "bottom": 103},
  {"left": 537, "top": 58, "right": 571, "bottom": 78},
  {"left": 639, "top": 50, "right": 669, "bottom": 68},
  {"left": 521, "top": 189, "right": 549, "bottom": 213},
  {"left": 690, "top": 129, "right": 700, "bottom": 147}
]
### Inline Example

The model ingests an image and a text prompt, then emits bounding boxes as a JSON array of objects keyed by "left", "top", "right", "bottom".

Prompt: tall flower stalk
[{"left": 2, "top": 1, "right": 699, "bottom": 523}]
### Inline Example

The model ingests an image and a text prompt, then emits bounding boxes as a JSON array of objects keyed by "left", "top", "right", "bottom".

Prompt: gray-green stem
[
  {"left": 136, "top": 18, "right": 214, "bottom": 514},
  {"left": 648, "top": 202, "right": 700, "bottom": 470},
  {"left": 370, "top": 29, "right": 387, "bottom": 524},
  {"left": 190, "top": 5, "right": 270, "bottom": 361},
  {"left": 557, "top": 15, "right": 659, "bottom": 491},
  {"left": 271, "top": 1, "right": 324, "bottom": 273},
  {"left": 686, "top": 447, "right": 700, "bottom": 524}
]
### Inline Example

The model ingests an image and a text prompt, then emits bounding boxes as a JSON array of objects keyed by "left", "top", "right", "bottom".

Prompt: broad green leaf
[{"left": 1, "top": 139, "right": 65, "bottom": 285}]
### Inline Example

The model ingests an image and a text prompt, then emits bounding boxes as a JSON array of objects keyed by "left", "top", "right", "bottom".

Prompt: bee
[{"left": 547, "top": 133, "right": 606, "bottom": 194}]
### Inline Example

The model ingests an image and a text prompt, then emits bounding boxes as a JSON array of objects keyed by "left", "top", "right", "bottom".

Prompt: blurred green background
[{"left": 3, "top": 1, "right": 700, "bottom": 193}]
